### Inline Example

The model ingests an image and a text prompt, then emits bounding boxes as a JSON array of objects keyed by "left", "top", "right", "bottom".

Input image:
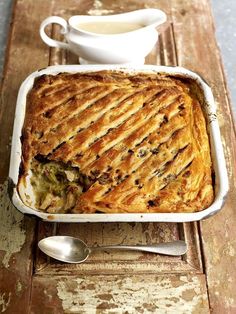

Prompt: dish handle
[{"left": 40, "top": 16, "right": 70, "bottom": 49}]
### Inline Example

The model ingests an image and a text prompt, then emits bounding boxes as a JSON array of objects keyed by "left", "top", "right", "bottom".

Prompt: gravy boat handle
[{"left": 40, "top": 16, "right": 70, "bottom": 49}]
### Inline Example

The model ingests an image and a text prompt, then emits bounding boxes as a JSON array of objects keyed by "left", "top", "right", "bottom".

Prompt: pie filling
[{"left": 30, "top": 157, "right": 93, "bottom": 213}]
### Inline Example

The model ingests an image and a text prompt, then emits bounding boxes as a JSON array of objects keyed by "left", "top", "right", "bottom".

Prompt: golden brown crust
[{"left": 20, "top": 71, "right": 214, "bottom": 213}]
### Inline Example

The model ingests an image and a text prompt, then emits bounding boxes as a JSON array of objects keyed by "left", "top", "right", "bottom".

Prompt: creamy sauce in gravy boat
[{"left": 40, "top": 9, "right": 166, "bottom": 64}]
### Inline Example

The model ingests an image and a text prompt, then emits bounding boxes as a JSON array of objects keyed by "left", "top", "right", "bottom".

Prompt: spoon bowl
[
  {"left": 38, "top": 236, "right": 90, "bottom": 263},
  {"left": 38, "top": 236, "right": 187, "bottom": 264}
]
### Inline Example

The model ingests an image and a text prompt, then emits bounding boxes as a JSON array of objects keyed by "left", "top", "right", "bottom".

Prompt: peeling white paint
[
  {"left": 88, "top": 8, "right": 114, "bottom": 15},
  {"left": 0, "top": 292, "right": 11, "bottom": 313},
  {"left": 225, "top": 297, "right": 235, "bottom": 308},
  {"left": 0, "top": 180, "right": 26, "bottom": 268},
  {"left": 16, "top": 280, "right": 22, "bottom": 296},
  {"left": 223, "top": 242, "right": 235, "bottom": 257},
  {"left": 220, "top": 137, "right": 233, "bottom": 180},
  {"left": 56, "top": 275, "right": 208, "bottom": 313},
  {"left": 215, "top": 103, "right": 225, "bottom": 128},
  {"left": 43, "top": 289, "right": 53, "bottom": 302},
  {"left": 88, "top": 0, "right": 114, "bottom": 16}
]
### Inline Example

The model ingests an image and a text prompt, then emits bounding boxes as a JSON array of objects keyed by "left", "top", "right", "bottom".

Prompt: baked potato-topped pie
[{"left": 18, "top": 70, "right": 214, "bottom": 214}]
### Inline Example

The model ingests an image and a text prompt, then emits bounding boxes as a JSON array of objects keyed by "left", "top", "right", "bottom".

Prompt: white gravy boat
[{"left": 40, "top": 9, "right": 166, "bottom": 64}]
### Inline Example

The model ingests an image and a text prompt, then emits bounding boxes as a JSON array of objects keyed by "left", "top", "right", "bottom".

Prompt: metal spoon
[{"left": 38, "top": 236, "right": 187, "bottom": 263}]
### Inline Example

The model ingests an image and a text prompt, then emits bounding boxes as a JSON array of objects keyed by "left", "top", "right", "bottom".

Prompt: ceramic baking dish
[{"left": 8, "top": 64, "right": 228, "bottom": 222}]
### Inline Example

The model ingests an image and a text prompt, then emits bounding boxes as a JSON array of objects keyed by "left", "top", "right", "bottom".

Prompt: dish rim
[{"left": 8, "top": 64, "right": 229, "bottom": 222}]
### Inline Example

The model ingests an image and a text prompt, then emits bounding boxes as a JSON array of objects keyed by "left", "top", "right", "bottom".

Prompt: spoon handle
[{"left": 91, "top": 240, "right": 187, "bottom": 256}]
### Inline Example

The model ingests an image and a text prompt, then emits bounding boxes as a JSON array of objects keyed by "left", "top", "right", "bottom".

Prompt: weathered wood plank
[
  {"left": 2, "top": 0, "right": 235, "bottom": 313},
  {"left": 170, "top": 0, "right": 236, "bottom": 312},
  {"left": 30, "top": 274, "right": 209, "bottom": 314},
  {"left": 35, "top": 221, "right": 203, "bottom": 275},
  {"left": 0, "top": 1, "right": 54, "bottom": 180},
  {"left": 0, "top": 1, "right": 53, "bottom": 313},
  {"left": 35, "top": 5, "right": 203, "bottom": 277}
]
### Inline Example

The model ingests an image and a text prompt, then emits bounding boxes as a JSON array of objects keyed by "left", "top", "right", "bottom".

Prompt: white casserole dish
[{"left": 8, "top": 64, "right": 228, "bottom": 222}]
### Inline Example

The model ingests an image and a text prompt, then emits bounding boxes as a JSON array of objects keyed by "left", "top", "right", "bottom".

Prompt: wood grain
[
  {"left": 0, "top": 0, "right": 235, "bottom": 313},
  {"left": 30, "top": 274, "right": 209, "bottom": 314},
  {"left": 35, "top": 16, "right": 203, "bottom": 280},
  {"left": 35, "top": 222, "right": 202, "bottom": 276},
  {"left": 170, "top": 0, "right": 236, "bottom": 312},
  {"left": 0, "top": 1, "right": 52, "bottom": 313}
]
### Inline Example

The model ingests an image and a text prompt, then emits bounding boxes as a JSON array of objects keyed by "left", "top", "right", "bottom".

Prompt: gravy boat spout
[{"left": 40, "top": 9, "right": 167, "bottom": 64}]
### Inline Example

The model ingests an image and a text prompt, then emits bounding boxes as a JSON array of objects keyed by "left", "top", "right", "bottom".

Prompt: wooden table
[{"left": 0, "top": 1, "right": 235, "bottom": 313}]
